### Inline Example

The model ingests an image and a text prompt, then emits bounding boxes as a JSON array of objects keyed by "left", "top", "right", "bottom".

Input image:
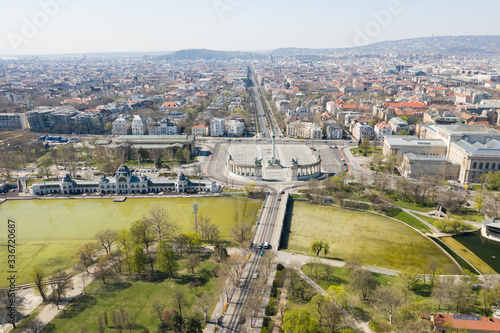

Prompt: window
[
  {"left": 473, "top": 162, "right": 477, "bottom": 169},
  {"left": 493, "top": 163, "right": 496, "bottom": 170},
  {"left": 486, "top": 163, "right": 490, "bottom": 169},
  {"left": 479, "top": 162, "right": 483, "bottom": 169}
]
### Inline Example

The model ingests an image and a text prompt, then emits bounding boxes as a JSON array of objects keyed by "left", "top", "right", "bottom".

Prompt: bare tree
[
  {"left": 173, "top": 288, "right": 188, "bottom": 322},
  {"left": 231, "top": 223, "right": 253, "bottom": 247},
  {"left": 432, "top": 276, "right": 455, "bottom": 313},
  {"left": 95, "top": 229, "right": 118, "bottom": 253},
  {"left": 143, "top": 206, "right": 178, "bottom": 242},
  {"left": 76, "top": 242, "right": 99, "bottom": 273},
  {"left": 152, "top": 300, "right": 166, "bottom": 322},
  {"left": 48, "top": 271, "right": 73, "bottom": 309},
  {"left": 372, "top": 286, "right": 404, "bottom": 324},
  {"left": 196, "top": 292, "right": 213, "bottom": 323}
]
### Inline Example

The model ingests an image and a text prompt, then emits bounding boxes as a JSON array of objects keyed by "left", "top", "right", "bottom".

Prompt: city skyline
[{"left": 1, "top": 0, "right": 500, "bottom": 56}]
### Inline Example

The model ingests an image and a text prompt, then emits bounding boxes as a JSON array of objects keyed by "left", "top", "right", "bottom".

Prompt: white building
[
  {"left": 482, "top": 218, "right": 500, "bottom": 243},
  {"left": 112, "top": 114, "right": 128, "bottom": 135},
  {"left": 210, "top": 117, "right": 225, "bottom": 137},
  {"left": 287, "top": 121, "right": 322, "bottom": 140},
  {"left": 192, "top": 124, "right": 209, "bottom": 137},
  {"left": 325, "top": 121, "right": 343, "bottom": 139},
  {"left": 148, "top": 118, "right": 177, "bottom": 136},
  {"left": 228, "top": 119, "right": 245, "bottom": 137},
  {"left": 421, "top": 124, "right": 500, "bottom": 184},
  {"left": 0, "top": 113, "right": 27, "bottom": 130},
  {"left": 352, "top": 123, "right": 375, "bottom": 141},
  {"left": 374, "top": 121, "right": 392, "bottom": 140},
  {"left": 388, "top": 117, "right": 410, "bottom": 134},
  {"left": 131, "top": 115, "right": 145, "bottom": 135},
  {"left": 31, "top": 165, "right": 219, "bottom": 195}
]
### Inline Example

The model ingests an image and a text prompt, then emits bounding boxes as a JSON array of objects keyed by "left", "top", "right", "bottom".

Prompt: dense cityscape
[{"left": 1, "top": 2, "right": 500, "bottom": 333}]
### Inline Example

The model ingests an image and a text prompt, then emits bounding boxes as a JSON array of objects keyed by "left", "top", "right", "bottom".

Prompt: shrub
[
  {"left": 265, "top": 299, "right": 277, "bottom": 316},
  {"left": 262, "top": 316, "right": 273, "bottom": 330},
  {"left": 277, "top": 263, "right": 285, "bottom": 271},
  {"left": 369, "top": 319, "right": 392, "bottom": 332}
]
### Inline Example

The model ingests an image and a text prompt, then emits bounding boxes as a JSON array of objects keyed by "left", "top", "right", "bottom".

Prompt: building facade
[
  {"left": 31, "top": 165, "right": 219, "bottom": 195},
  {"left": 287, "top": 121, "right": 322, "bottom": 139},
  {"left": 210, "top": 117, "right": 225, "bottom": 137},
  {"left": 112, "top": 114, "right": 128, "bottom": 135},
  {"left": 0, "top": 113, "right": 27, "bottom": 130},
  {"left": 131, "top": 115, "right": 145, "bottom": 135},
  {"left": 352, "top": 123, "right": 375, "bottom": 141}
]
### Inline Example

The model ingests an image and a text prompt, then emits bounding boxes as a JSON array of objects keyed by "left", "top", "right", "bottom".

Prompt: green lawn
[
  {"left": 0, "top": 197, "right": 262, "bottom": 287},
  {"left": 385, "top": 209, "right": 434, "bottom": 234},
  {"left": 349, "top": 147, "right": 382, "bottom": 157},
  {"left": 38, "top": 258, "right": 220, "bottom": 333},
  {"left": 284, "top": 202, "right": 455, "bottom": 272}
]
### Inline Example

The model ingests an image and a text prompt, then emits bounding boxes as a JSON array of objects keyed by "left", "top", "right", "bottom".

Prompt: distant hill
[
  {"left": 157, "top": 49, "right": 265, "bottom": 61},
  {"left": 272, "top": 35, "right": 500, "bottom": 57}
]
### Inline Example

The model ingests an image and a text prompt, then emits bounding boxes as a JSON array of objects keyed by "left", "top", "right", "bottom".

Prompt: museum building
[{"left": 31, "top": 164, "right": 219, "bottom": 195}]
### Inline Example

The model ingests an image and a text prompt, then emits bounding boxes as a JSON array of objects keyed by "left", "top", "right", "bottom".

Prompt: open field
[
  {"left": 283, "top": 202, "right": 456, "bottom": 272},
  {"left": 32, "top": 257, "right": 220, "bottom": 333},
  {"left": 0, "top": 197, "right": 262, "bottom": 287}
]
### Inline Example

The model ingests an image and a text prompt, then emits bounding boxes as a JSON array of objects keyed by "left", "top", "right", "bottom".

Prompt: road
[{"left": 221, "top": 190, "right": 286, "bottom": 332}]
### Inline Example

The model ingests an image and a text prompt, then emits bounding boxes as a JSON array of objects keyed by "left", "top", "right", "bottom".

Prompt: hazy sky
[{"left": 1, "top": 0, "right": 499, "bottom": 55}]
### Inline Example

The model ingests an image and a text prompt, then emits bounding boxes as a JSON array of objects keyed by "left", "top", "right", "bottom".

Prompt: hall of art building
[{"left": 31, "top": 164, "right": 219, "bottom": 195}]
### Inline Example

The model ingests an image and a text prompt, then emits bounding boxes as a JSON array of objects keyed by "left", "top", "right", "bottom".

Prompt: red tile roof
[{"left": 432, "top": 314, "right": 500, "bottom": 332}]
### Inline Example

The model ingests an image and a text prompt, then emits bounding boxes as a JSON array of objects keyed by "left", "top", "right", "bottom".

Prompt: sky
[{"left": 1, "top": 0, "right": 499, "bottom": 55}]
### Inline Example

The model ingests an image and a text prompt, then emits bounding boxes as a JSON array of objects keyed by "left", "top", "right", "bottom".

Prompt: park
[{"left": 0, "top": 196, "right": 262, "bottom": 287}]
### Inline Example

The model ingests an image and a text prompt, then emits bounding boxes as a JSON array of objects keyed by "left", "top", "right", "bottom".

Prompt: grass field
[
  {"left": 385, "top": 209, "right": 433, "bottom": 234},
  {"left": 35, "top": 257, "right": 220, "bottom": 333},
  {"left": 0, "top": 197, "right": 262, "bottom": 287},
  {"left": 284, "top": 202, "right": 455, "bottom": 272}
]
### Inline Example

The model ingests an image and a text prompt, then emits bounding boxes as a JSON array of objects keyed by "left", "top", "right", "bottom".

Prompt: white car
[{"left": 253, "top": 273, "right": 258, "bottom": 279}]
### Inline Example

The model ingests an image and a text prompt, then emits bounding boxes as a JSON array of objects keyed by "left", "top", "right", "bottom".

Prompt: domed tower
[{"left": 115, "top": 164, "right": 132, "bottom": 183}]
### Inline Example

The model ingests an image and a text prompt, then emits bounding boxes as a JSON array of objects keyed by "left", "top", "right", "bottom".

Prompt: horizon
[
  {"left": 1, "top": 34, "right": 499, "bottom": 58},
  {"left": 1, "top": 0, "right": 500, "bottom": 56}
]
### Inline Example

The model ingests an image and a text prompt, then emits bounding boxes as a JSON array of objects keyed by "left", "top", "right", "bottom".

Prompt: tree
[
  {"left": 183, "top": 233, "right": 202, "bottom": 253},
  {"left": 310, "top": 240, "right": 330, "bottom": 257},
  {"left": 434, "top": 218, "right": 470, "bottom": 234},
  {"left": 231, "top": 223, "right": 253, "bottom": 247},
  {"left": 196, "top": 293, "right": 213, "bottom": 323},
  {"left": 131, "top": 246, "right": 147, "bottom": 275},
  {"left": 173, "top": 288, "right": 188, "bottom": 322},
  {"left": 350, "top": 268, "right": 377, "bottom": 301},
  {"left": 130, "top": 219, "right": 155, "bottom": 253},
  {"left": 282, "top": 308, "right": 321, "bottom": 333},
  {"left": 426, "top": 258, "right": 442, "bottom": 287},
  {"left": 37, "top": 155, "right": 53, "bottom": 179},
  {"left": 76, "top": 242, "right": 99, "bottom": 273},
  {"left": 152, "top": 300, "right": 166, "bottom": 322},
  {"left": 95, "top": 229, "right": 118, "bottom": 253},
  {"left": 95, "top": 257, "right": 113, "bottom": 284},
  {"left": 398, "top": 267, "right": 421, "bottom": 304},
  {"left": 97, "top": 316, "right": 105, "bottom": 333},
  {"left": 432, "top": 276, "right": 455, "bottom": 313},
  {"left": 48, "top": 270, "right": 72, "bottom": 309},
  {"left": 480, "top": 276, "right": 500, "bottom": 317},
  {"left": 157, "top": 242, "right": 178, "bottom": 278},
  {"left": 187, "top": 254, "right": 200, "bottom": 274},
  {"left": 143, "top": 206, "right": 178, "bottom": 243},
  {"left": 182, "top": 148, "right": 191, "bottom": 164},
  {"left": 372, "top": 286, "right": 404, "bottom": 324},
  {"left": 30, "top": 266, "right": 47, "bottom": 302}
]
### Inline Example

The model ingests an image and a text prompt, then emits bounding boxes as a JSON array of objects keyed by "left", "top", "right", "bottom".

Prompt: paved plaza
[{"left": 228, "top": 144, "right": 319, "bottom": 181}]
